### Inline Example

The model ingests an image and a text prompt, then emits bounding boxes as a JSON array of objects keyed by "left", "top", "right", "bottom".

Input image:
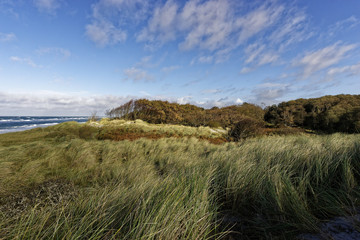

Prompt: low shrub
[
  {"left": 207, "top": 121, "right": 222, "bottom": 128},
  {"left": 228, "top": 117, "right": 265, "bottom": 141}
]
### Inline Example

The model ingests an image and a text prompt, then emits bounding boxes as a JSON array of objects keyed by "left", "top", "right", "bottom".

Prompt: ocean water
[{"left": 0, "top": 116, "right": 89, "bottom": 134}]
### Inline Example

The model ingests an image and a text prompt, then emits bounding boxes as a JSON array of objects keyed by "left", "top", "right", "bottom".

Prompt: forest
[
  {"left": 265, "top": 94, "right": 360, "bottom": 133},
  {"left": 106, "top": 94, "right": 360, "bottom": 135},
  {"left": 106, "top": 99, "right": 264, "bottom": 128}
]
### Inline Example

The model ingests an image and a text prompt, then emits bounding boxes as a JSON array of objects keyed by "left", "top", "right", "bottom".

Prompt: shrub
[
  {"left": 228, "top": 117, "right": 264, "bottom": 141},
  {"left": 207, "top": 121, "right": 222, "bottom": 128}
]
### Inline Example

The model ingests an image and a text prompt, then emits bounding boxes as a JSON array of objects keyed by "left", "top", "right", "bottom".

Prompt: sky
[{"left": 1, "top": 0, "right": 360, "bottom": 116}]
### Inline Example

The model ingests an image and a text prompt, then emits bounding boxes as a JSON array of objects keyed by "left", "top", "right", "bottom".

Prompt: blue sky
[{"left": 1, "top": 0, "right": 360, "bottom": 115}]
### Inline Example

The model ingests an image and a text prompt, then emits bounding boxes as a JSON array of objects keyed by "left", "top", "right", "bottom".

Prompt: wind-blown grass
[{"left": 0, "top": 121, "right": 360, "bottom": 239}]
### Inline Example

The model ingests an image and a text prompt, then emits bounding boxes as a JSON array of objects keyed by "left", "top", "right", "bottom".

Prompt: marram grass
[{"left": 1, "top": 121, "right": 360, "bottom": 239}]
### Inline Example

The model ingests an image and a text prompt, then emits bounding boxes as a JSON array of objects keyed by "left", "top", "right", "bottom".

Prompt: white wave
[
  {"left": 9, "top": 124, "right": 39, "bottom": 129},
  {"left": 0, "top": 119, "right": 32, "bottom": 122},
  {"left": 0, "top": 117, "right": 88, "bottom": 134}
]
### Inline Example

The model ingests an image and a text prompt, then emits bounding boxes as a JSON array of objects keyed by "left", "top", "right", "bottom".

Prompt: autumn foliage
[
  {"left": 106, "top": 94, "right": 360, "bottom": 140},
  {"left": 265, "top": 94, "right": 360, "bottom": 133},
  {"left": 106, "top": 99, "right": 265, "bottom": 128}
]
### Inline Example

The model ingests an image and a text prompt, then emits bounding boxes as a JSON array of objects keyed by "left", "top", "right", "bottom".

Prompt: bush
[
  {"left": 207, "top": 121, "right": 222, "bottom": 128},
  {"left": 228, "top": 117, "right": 264, "bottom": 141}
]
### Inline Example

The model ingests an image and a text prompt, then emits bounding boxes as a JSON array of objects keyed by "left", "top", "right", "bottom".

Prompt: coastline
[{"left": 0, "top": 116, "right": 88, "bottom": 134}]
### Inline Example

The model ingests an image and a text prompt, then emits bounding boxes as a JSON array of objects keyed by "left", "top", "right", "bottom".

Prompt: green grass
[{"left": 1, "top": 121, "right": 360, "bottom": 239}]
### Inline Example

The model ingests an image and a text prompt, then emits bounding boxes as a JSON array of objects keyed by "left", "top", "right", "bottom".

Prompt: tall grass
[{"left": 1, "top": 122, "right": 360, "bottom": 239}]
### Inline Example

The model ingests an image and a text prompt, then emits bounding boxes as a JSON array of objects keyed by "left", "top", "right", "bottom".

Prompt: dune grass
[{"left": 0, "top": 121, "right": 360, "bottom": 239}]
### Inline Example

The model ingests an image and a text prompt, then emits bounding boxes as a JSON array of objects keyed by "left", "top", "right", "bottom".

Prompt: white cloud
[
  {"left": 195, "top": 97, "right": 243, "bottom": 108},
  {"left": 36, "top": 47, "right": 71, "bottom": 59},
  {"left": 243, "top": 43, "right": 279, "bottom": 68},
  {"left": 240, "top": 67, "right": 252, "bottom": 74},
  {"left": 136, "top": 0, "right": 295, "bottom": 55},
  {"left": 135, "top": 55, "right": 161, "bottom": 69},
  {"left": 201, "top": 89, "right": 222, "bottom": 94},
  {"left": 123, "top": 67, "right": 153, "bottom": 82},
  {"left": 235, "top": 98, "right": 243, "bottom": 104},
  {"left": 10, "top": 56, "right": 43, "bottom": 68},
  {"left": 294, "top": 43, "right": 357, "bottom": 78},
  {"left": 0, "top": 91, "right": 134, "bottom": 116},
  {"left": 245, "top": 43, "right": 265, "bottom": 64},
  {"left": 86, "top": 0, "right": 312, "bottom": 71},
  {"left": 0, "top": 0, "right": 19, "bottom": 18},
  {"left": 86, "top": 0, "right": 149, "bottom": 46},
  {"left": 178, "top": 0, "right": 234, "bottom": 51},
  {"left": 239, "top": 5, "right": 310, "bottom": 72},
  {"left": 252, "top": 82, "right": 290, "bottom": 105},
  {"left": 328, "top": 16, "right": 360, "bottom": 37},
  {"left": 86, "top": 20, "right": 127, "bottom": 46},
  {"left": 176, "top": 95, "right": 192, "bottom": 104},
  {"left": 268, "top": 9, "right": 311, "bottom": 50},
  {"left": 191, "top": 54, "right": 223, "bottom": 65},
  {"left": 258, "top": 53, "right": 279, "bottom": 66},
  {"left": 137, "top": 0, "right": 179, "bottom": 44},
  {"left": 327, "top": 62, "right": 360, "bottom": 76},
  {"left": 144, "top": 95, "right": 242, "bottom": 108},
  {"left": 161, "top": 65, "right": 181, "bottom": 72},
  {"left": 34, "top": 0, "right": 60, "bottom": 14},
  {"left": 137, "top": 0, "right": 235, "bottom": 51},
  {"left": 0, "top": 32, "right": 16, "bottom": 42},
  {"left": 198, "top": 56, "right": 213, "bottom": 64},
  {"left": 235, "top": 3, "right": 284, "bottom": 44}
]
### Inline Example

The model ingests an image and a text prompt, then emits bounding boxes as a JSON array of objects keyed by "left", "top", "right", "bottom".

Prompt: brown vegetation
[
  {"left": 104, "top": 94, "right": 360, "bottom": 140},
  {"left": 265, "top": 94, "right": 360, "bottom": 133},
  {"left": 106, "top": 99, "right": 264, "bottom": 128}
]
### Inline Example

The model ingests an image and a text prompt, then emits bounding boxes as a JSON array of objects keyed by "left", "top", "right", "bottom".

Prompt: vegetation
[
  {"left": 1, "top": 121, "right": 360, "bottom": 239},
  {"left": 106, "top": 99, "right": 264, "bottom": 128},
  {"left": 106, "top": 95, "right": 360, "bottom": 138},
  {"left": 228, "top": 116, "right": 265, "bottom": 140},
  {"left": 265, "top": 94, "right": 360, "bottom": 133}
]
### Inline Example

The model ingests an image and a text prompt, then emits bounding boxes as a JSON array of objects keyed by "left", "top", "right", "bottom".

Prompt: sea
[{"left": 0, "top": 116, "right": 89, "bottom": 134}]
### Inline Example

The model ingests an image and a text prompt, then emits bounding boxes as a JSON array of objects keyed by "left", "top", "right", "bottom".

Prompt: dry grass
[{"left": 0, "top": 121, "right": 360, "bottom": 239}]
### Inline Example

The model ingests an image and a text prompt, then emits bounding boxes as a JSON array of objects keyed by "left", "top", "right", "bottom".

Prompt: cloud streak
[
  {"left": 86, "top": 20, "right": 127, "bottom": 47},
  {"left": 328, "top": 16, "right": 360, "bottom": 37},
  {"left": 10, "top": 56, "right": 43, "bottom": 68},
  {"left": 86, "top": 0, "right": 311, "bottom": 65},
  {"left": 34, "top": 0, "right": 60, "bottom": 14},
  {"left": 294, "top": 43, "right": 357, "bottom": 78},
  {"left": 123, "top": 67, "right": 153, "bottom": 82},
  {"left": 0, "top": 32, "right": 16, "bottom": 42},
  {"left": 327, "top": 62, "right": 360, "bottom": 77},
  {"left": 36, "top": 47, "right": 71, "bottom": 59},
  {"left": 161, "top": 65, "right": 181, "bottom": 72},
  {"left": 86, "top": 0, "right": 149, "bottom": 46},
  {"left": 252, "top": 82, "right": 290, "bottom": 105}
]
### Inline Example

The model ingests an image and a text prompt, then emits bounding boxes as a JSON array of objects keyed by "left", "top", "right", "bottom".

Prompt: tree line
[
  {"left": 106, "top": 94, "right": 360, "bottom": 138},
  {"left": 106, "top": 99, "right": 264, "bottom": 128},
  {"left": 265, "top": 94, "right": 360, "bottom": 133}
]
